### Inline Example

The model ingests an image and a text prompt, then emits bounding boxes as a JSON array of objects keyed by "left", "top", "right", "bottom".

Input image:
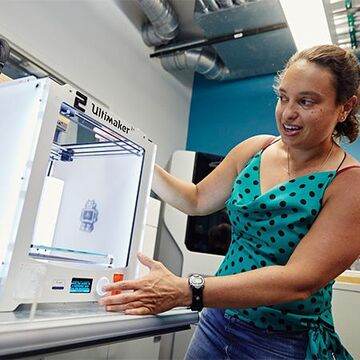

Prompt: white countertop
[{"left": 0, "top": 303, "right": 198, "bottom": 358}]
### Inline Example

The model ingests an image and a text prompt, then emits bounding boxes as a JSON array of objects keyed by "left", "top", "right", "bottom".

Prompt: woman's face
[{"left": 275, "top": 59, "right": 343, "bottom": 148}]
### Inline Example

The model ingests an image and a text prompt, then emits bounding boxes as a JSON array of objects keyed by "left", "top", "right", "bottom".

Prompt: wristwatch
[{"left": 188, "top": 274, "right": 205, "bottom": 311}]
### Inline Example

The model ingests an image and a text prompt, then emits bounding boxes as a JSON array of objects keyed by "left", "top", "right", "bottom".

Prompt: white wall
[{"left": 0, "top": 0, "right": 193, "bottom": 166}]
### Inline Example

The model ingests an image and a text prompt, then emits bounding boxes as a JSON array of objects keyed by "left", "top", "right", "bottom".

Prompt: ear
[{"left": 340, "top": 95, "right": 358, "bottom": 122}]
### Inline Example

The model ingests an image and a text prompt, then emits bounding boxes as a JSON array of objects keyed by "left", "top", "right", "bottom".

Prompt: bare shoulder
[
  {"left": 326, "top": 155, "right": 360, "bottom": 203},
  {"left": 228, "top": 134, "right": 277, "bottom": 173},
  {"left": 341, "top": 151, "right": 360, "bottom": 167},
  {"left": 334, "top": 151, "right": 360, "bottom": 181}
]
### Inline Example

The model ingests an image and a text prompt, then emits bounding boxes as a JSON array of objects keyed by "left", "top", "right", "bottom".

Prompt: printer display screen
[{"left": 70, "top": 277, "right": 93, "bottom": 293}]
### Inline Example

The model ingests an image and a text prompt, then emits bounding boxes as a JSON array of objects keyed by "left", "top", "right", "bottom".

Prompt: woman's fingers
[
  {"left": 105, "top": 301, "right": 146, "bottom": 313},
  {"left": 99, "top": 290, "right": 140, "bottom": 306},
  {"left": 102, "top": 255, "right": 163, "bottom": 294},
  {"left": 98, "top": 256, "right": 185, "bottom": 314},
  {"left": 102, "top": 293, "right": 159, "bottom": 315},
  {"left": 106, "top": 303, "right": 152, "bottom": 315},
  {"left": 124, "top": 307, "right": 152, "bottom": 315},
  {"left": 102, "top": 279, "right": 141, "bottom": 292}
]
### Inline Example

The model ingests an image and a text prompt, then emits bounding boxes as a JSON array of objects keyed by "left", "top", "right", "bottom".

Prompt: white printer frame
[{"left": 0, "top": 76, "right": 156, "bottom": 311}]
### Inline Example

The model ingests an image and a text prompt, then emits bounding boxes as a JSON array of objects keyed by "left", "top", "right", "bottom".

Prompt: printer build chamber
[
  {"left": 31, "top": 104, "right": 145, "bottom": 270},
  {"left": 32, "top": 150, "right": 142, "bottom": 269},
  {"left": 0, "top": 77, "right": 156, "bottom": 310}
]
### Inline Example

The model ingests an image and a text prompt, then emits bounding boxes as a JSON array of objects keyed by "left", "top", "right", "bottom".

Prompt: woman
[{"left": 100, "top": 45, "right": 360, "bottom": 359}]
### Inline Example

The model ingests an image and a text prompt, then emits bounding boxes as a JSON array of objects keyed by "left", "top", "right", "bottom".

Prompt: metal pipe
[
  {"left": 160, "top": 47, "right": 231, "bottom": 81},
  {"left": 197, "top": 0, "right": 210, "bottom": 13},
  {"left": 136, "top": 0, "right": 179, "bottom": 46},
  {"left": 203, "top": 0, "right": 220, "bottom": 11},
  {"left": 217, "top": 0, "right": 235, "bottom": 8},
  {"left": 0, "top": 38, "right": 10, "bottom": 74},
  {"left": 233, "top": 0, "right": 259, "bottom": 4}
]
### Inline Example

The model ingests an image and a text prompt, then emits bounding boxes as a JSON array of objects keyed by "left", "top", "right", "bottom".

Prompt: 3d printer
[{"left": 0, "top": 76, "right": 156, "bottom": 311}]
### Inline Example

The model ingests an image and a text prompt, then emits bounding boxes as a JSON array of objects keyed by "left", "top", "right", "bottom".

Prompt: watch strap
[
  {"left": 189, "top": 275, "right": 204, "bottom": 311},
  {"left": 190, "top": 286, "right": 203, "bottom": 311}
]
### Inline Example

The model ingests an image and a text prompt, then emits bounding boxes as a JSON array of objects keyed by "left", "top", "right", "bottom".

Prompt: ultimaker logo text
[{"left": 73, "top": 91, "right": 130, "bottom": 134}]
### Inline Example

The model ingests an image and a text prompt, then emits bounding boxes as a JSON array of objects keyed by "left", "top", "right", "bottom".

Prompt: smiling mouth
[{"left": 283, "top": 124, "right": 303, "bottom": 134}]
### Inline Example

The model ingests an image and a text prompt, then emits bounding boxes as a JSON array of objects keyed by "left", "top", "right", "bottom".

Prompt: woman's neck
[{"left": 283, "top": 140, "right": 336, "bottom": 178}]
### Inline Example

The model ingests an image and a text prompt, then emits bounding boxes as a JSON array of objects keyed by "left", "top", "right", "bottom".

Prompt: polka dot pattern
[{"left": 215, "top": 149, "right": 350, "bottom": 359}]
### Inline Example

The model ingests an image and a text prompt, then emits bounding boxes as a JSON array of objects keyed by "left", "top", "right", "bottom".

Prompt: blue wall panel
[
  {"left": 187, "top": 73, "right": 360, "bottom": 159},
  {"left": 186, "top": 73, "right": 278, "bottom": 157}
]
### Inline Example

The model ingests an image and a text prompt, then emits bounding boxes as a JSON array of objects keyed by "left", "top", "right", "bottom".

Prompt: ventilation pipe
[
  {"left": 137, "top": 0, "right": 232, "bottom": 80},
  {"left": 197, "top": 0, "right": 210, "bottom": 13},
  {"left": 160, "top": 47, "right": 231, "bottom": 81},
  {"left": 199, "top": 0, "right": 259, "bottom": 12},
  {"left": 136, "top": 0, "right": 179, "bottom": 46},
  {"left": 0, "top": 38, "right": 10, "bottom": 74},
  {"left": 203, "top": 0, "right": 220, "bottom": 11},
  {"left": 216, "top": 0, "right": 235, "bottom": 8}
]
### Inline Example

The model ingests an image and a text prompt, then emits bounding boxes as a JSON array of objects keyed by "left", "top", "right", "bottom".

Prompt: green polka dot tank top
[{"left": 216, "top": 143, "right": 353, "bottom": 360}]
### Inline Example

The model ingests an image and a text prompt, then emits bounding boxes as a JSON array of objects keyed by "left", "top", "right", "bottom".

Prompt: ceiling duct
[
  {"left": 160, "top": 47, "right": 231, "bottom": 81},
  {"left": 202, "top": 0, "right": 220, "bottom": 11},
  {"left": 136, "top": 0, "right": 231, "bottom": 79},
  {"left": 193, "top": 0, "right": 296, "bottom": 79},
  {"left": 138, "top": 0, "right": 296, "bottom": 80},
  {"left": 136, "top": 0, "right": 179, "bottom": 46},
  {"left": 216, "top": 0, "right": 236, "bottom": 8},
  {"left": 199, "top": 0, "right": 257, "bottom": 12},
  {"left": 0, "top": 38, "right": 10, "bottom": 75}
]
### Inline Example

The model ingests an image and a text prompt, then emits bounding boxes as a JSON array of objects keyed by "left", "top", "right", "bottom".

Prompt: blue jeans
[{"left": 185, "top": 308, "right": 308, "bottom": 360}]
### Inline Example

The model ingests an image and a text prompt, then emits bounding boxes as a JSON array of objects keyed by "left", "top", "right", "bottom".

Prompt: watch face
[
  {"left": 190, "top": 274, "right": 204, "bottom": 289},
  {"left": 192, "top": 277, "right": 203, "bottom": 285}
]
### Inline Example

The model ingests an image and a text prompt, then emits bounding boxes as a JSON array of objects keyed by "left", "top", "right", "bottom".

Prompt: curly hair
[{"left": 274, "top": 45, "right": 360, "bottom": 143}]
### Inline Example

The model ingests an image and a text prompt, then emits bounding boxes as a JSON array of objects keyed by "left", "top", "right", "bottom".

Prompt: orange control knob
[{"left": 112, "top": 273, "right": 124, "bottom": 295}]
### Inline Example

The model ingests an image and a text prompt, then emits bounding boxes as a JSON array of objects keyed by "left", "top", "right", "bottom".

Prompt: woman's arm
[
  {"left": 100, "top": 169, "right": 360, "bottom": 315},
  {"left": 151, "top": 135, "right": 275, "bottom": 216}
]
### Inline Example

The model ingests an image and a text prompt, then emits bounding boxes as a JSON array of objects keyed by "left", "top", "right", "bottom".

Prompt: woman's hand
[{"left": 99, "top": 253, "right": 191, "bottom": 315}]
